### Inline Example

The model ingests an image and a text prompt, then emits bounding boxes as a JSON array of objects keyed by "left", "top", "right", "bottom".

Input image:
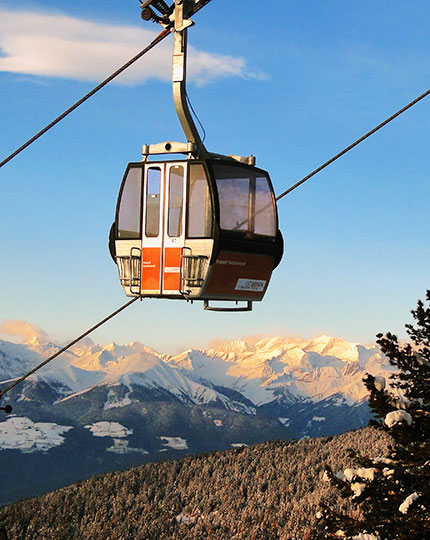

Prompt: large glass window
[
  {"left": 168, "top": 165, "right": 184, "bottom": 237},
  {"left": 216, "top": 176, "right": 250, "bottom": 232},
  {"left": 118, "top": 166, "right": 142, "bottom": 238},
  {"left": 145, "top": 167, "right": 161, "bottom": 238},
  {"left": 187, "top": 164, "right": 213, "bottom": 238},
  {"left": 255, "top": 176, "right": 277, "bottom": 236},
  {"left": 213, "top": 164, "right": 276, "bottom": 237}
]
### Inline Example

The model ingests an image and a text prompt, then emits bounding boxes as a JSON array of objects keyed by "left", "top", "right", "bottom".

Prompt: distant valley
[{"left": 0, "top": 334, "right": 394, "bottom": 503}]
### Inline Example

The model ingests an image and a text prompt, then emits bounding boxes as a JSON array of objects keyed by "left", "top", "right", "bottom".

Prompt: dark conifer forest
[{"left": 0, "top": 428, "right": 391, "bottom": 540}]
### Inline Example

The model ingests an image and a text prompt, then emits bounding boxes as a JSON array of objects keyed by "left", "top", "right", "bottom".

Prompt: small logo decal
[
  {"left": 164, "top": 267, "right": 180, "bottom": 273},
  {"left": 235, "top": 279, "right": 266, "bottom": 292}
]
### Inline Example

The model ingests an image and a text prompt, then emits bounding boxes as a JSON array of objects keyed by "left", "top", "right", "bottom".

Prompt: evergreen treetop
[{"left": 313, "top": 290, "right": 430, "bottom": 540}]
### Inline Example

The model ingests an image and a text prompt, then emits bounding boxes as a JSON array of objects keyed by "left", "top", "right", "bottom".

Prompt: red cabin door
[
  {"left": 141, "top": 163, "right": 186, "bottom": 296},
  {"left": 162, "top": 163, "right": 186, "bottom": 294}
]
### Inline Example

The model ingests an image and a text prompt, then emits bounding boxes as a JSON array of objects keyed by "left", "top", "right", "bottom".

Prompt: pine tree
[{"left": 312, "top": 291, "right": 430, "bottom": 540}]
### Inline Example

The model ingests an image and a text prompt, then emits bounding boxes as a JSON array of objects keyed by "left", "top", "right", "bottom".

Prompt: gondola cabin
[
  {"left": 110, "top": 0, "right": 283, "bottom": 310},
  {"left": 110, "top": 157, "right": 283, "bottom": 311}
]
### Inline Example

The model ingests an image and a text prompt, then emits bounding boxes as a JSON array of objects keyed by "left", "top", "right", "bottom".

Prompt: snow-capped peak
[
  {"left": 0, "top": 333, "right": 393, "bottom": 412},
  {"left": 166, "top": 335, "right": 391, "bottom": 406},
  {"left": 26, "top": 336, "right": 41, "bottom": 345},
  {"left": 217, "top": 340, "right": 254, "bottom": 355},
  {"left": 304, "top": 335, "right": 359, "bottom": 363}
]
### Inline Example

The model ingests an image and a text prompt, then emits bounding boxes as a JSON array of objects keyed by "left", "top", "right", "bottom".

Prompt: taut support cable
[
  {"left": 276, "top": 87, "right": 430, "bottom": 201},
  {"left": 0, "top": 30, "right": 170, "bottom": 169},
  {"left": 0, "top": 297, "right": 139, "bottom": 400}
]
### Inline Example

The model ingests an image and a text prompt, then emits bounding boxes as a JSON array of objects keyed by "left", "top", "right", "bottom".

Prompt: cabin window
[
  {"left": 213, "top": 164, "right": 276, "bottom": 237},
  {"left": 118, "top": 166, "right": 142, "bottom": 238},
  {"left": 255, "top": 176, "right": 277, "bottom": 236},
  {"left": 168, "top": 165, "right": 184, "bottom": 237},
  {"left": 216, "top": 176, "right": 250, "bottom": 232},
  {"left": 145, "top": 167, "right": 161, "bottom": 238},
  {"left": 187, "top": 164, "right": 213, "bottom": 238}
]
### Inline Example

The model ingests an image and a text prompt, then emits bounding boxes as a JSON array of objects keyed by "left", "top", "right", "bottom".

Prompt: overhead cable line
[
  {"left": 0, "top": 297, "right": 139, "bottom": 400},
  {"left": 0, "top": 29, "right": 170, "bottom": 169},
  {"left": 276, "top": 87, "right": 430, "bottom": 201},
  {"left": 0, "top": 0, "right": 214, "bottom": 170}
]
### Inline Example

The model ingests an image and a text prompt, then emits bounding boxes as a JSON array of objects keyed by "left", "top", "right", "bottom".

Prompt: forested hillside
[{"left": 0, "top": 427, "right": 391, "bottom": 540}]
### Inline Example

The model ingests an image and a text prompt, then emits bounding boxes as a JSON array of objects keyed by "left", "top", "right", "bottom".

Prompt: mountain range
[{"left": 0, "top": 333, "right": 394, "bottom": 503}]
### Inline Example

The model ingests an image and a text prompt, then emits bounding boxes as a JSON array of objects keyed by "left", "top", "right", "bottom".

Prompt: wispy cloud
[
  {"left": 0, "top": 320, "right": 48, "bottom": 342},
  {"left": 0, "top": 8, "right": 257, "bottom": 85}
]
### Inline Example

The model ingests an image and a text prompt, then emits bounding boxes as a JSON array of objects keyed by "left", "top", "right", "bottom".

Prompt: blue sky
[{"left": 0, "top": 0, "right": 429, "bottom": 353}]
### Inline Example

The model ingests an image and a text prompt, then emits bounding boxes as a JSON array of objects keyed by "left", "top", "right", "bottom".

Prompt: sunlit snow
[
  {"left": 385, "top": 409, "right": 412, "bottom": 427},
  {"left": 373, "top": 456, "right": 395, "bottom": 465},
  {"left": 399, "top": 492, "right": 420, "bottom": 514},
  {"left": 167, "top": 335, "right": 393, "bottom": 406},
  {"left": 176, "top": 513, "right": 197, "bottom": 524},
  {"left": 159, "top": 436, "right": 188, "bottom": 450},
  {"left": 373, "top": 376, "right": 386, "bottom": 391},
  {"left": 350, "top": 481, "right": 366, "bottom": 498},
  {"left": 103, "top": 386, "right": 134, "bottom": 409},
  {"left": 0, "top": 333, "right": 397, "bottom": 435},
  {"left": 84, "top": 421, "right": 132, "bottom": 438},
  {"left": 0, "top": 416, "right": 73, "bottom": 453},
  {"left": 343, "top": 467, "right": 378, "bottom": 482}
]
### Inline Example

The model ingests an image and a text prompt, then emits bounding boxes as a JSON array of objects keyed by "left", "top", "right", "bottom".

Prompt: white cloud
[
  {"left": 0, "top": 8, "right": 256, "bottom": 85},
  {"left": 0, "top": 320, "right": 48, "bottom": 342}
]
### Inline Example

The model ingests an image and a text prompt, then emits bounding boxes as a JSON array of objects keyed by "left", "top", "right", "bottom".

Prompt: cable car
[{"left": 109, "top": 0, "right": 283, "bottom": 311}]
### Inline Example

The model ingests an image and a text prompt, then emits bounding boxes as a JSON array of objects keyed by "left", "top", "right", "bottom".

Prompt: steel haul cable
[
  {"left": 0, "top": 0, "right": 213, "bottom": 169},
  {"left": 0, "top": 29, "right": 170, "bottom": 169},
  {"left": 230, "top": 86, "right": 430, "bottom": 233},
  {"left": 276, "top": 87, "right": 430, "bottom": 201},
  {"left": 0, "top": 297, "right": 139, "bottom": 399}
]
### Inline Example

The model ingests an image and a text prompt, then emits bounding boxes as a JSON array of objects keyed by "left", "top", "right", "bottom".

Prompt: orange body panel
[
  {"left": 204, "top": 251, "right": 274, "bottom": 300},
  {"left": 141, "top": 247, "right": 161, "bottom": 293},
  {"left": 163, "top": 247, "right": 182, "bottom": 292}
]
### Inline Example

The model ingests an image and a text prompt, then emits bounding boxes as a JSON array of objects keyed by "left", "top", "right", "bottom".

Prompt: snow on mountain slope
[
  {"left": 0, "top": 340, "right": 44, "bottom": 380},
  {"left": 0, "top": 334, "right": 394, "bottom": 411},
  {"left": 16, "top": 340, "right": 255, "bottom": 413},
  {"left": 2, "top": 333, "right": 394, "bottom": 505},
  {"left": 0, "top": 417, "right": 73, "bottom": 453},
  {"left": 102, "top": 353, "right": 254, "bottom": 412},
  {"left": 304, "top": 335, "right": 359, "bottom": 363},
  {"left": 25, "top": 336, "right": 75, "bottom": 360},
  {"left": 166, "top": 336, "right": 394, "bottom": 406},
  {"left": 34, "top": 363, "right": 106, "bottom": 397},
  {"left": 0, "top": 338, "right": 104, "bottom": 397},
  {"left": 70, "top": 341, "right": 160, "bottom": 372}
]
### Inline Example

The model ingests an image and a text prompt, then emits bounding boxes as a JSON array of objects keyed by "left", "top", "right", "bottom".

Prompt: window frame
[
  {"left": 144, "top": 165, "right": 162, "bottom": 239},
  {"left": 115, "top": 163, "right": 144, "bottom": 240},
  {"left": 209, "top": 160, "right": 278, "bottom": 240},
  {"left": 167, "top": 164, "right": 185, "bottom": 238},
  {"left": 186, "top": 161, "right": 215, "bottom": 239}
]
